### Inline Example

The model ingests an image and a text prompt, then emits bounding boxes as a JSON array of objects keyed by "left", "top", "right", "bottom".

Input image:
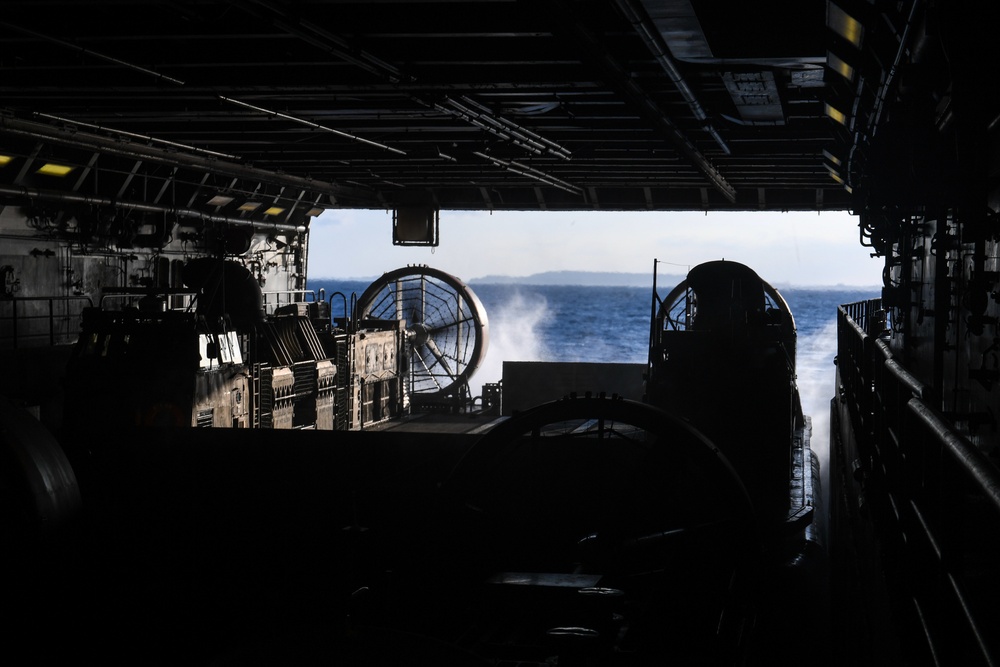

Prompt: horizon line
[{"left": 307, "top": 274, "right": 882, "bottom": 290}]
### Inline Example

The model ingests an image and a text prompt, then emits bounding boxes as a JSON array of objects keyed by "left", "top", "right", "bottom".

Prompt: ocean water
[{"left": 310, "top": 277, "right": 878, "bottom": 477}]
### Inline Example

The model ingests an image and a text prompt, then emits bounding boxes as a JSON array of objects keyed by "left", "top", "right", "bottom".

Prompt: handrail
[
  {"left": 837, "top": 298, "right": 1000, "bottom": 667},
  {"left": 0, "top": 295, "right": 94, "bottom": 348},
  {"left": 908, "top": 399, "right": 1000, "bottom": 519},
  {"left": 99, "top": 290, "right": 197, "bottom": 310},
  {"left": 260, "top": 289, "right": 319, "bottom": 301},
  {"left": 874, "top": 338, "right": 931, "bottom": 401},
  {"left": 328, "top": 291, "right": 349, "bottom": 324},
  {"left": 260, "top": 289, "right": 321, "bottom": 313},
  {"left": 842, "top": 308, "right": 869, "bottom": 340}
]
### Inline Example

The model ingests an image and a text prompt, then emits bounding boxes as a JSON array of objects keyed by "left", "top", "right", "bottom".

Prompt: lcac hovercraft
[{"left": 232, "top": 260, "right": 828, "bottom": 667}]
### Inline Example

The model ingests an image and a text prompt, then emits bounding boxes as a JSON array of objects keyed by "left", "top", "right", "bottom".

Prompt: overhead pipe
[
  {"left": 218, "top": 96, "right": 407, "bottom": 156},
  {"left": 35, "top": 113, "right": 240, "bottom": 161},
  {"left": 433, "top": 98, "right": 574, "bottom": 161},
  {"left": 435, "top": 101, "right": 539, "bottom": 155},
  {"left": 613, "top": 0, "right": 732, "bottom": 155},
  {"left": 471, "top": 151, "right": 582, "bottom": 195},
  {"left": 0, "top": 21, "right": 185, "bottom": 86},
  {"left": 450, "top": 96, "right": 573, "bottom": 160}
]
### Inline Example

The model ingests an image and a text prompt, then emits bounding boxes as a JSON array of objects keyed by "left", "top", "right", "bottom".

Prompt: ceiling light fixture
[
  {"left": 37, "top": 162, "right": 74, "bottom": 176},
  {"left": 825, "top": 164, "right": 852, "bottom": 193},
  {"left": 824, "top": 103, "right": 848, "bottom": 126},
  {"left": 827, "top": 51, "right": 855, "bottom": 82},
  {"left": 827, "top": 3, "right": 864, "bottom": 49}
]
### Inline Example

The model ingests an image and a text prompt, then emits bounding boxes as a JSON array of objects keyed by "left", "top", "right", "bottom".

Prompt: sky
[{"left": 306, "top": 208, "right": 883, "bottom": 288}]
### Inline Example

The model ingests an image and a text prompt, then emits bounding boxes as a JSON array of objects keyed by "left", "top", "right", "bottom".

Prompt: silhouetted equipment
[
  {"left": 392, "top": 206, "right": 440, "bottom": 246},
  {"left": 60, "top": 262, "right": 490, "bottom": 432},
  {"left": 648, "top": 260, "right": 800, "bottom": 521}
]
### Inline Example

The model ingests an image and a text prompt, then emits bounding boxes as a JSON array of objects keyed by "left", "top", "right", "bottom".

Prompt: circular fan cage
[
  {"left": 357, "top": 266, "right": 489, "bottom": 407},
  {"left": 656, "top": 276, "right": 795, "bottom": 333}
]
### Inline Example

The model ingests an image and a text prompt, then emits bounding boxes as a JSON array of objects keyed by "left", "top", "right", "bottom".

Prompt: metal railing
[
  {"left": 0, "top": 295, "right": 94, "bottom": 349},
  {"left": 99, "top": 290, "right": 197, "bottom": 311},
  {"left": 837, "top": 299, "right": 1000, "bottom": 666},
  {"left": 260, "top": 288, "right": 324, "bottom": 315}
]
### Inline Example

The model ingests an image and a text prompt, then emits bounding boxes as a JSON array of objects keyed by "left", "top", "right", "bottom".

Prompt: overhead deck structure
[
  {"left": 3, "top": 2, "right": 1000, "bottom": 666},
  {"left": 1, "top": 0, "right": 859, "bottom": 217}
]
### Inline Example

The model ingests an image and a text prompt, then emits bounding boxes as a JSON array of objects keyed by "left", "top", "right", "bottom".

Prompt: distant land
[
  {"left": 467, "top": 271, "right": 878, "bottom": 290},
  {"left": 310, "top": 270, "right": 880, "bottom": 291},
  {"left": 469, "top": 270, "right": 675, "bottom": 287},
  {"left": 472, "top": 271, "right": 880, "bottom": 291},
  {"left": 309, "top": 270, "right": 672, "bottom": 287}
]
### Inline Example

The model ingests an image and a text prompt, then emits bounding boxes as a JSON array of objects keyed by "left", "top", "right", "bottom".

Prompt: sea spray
[
  {"left": 474, "top": 289, "right": 552, "bottom": 388},
  {"left": 795, "top": 319, "right": 840, "bottom": 512}
]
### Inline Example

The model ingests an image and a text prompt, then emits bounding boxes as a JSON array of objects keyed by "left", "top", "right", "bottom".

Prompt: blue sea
[{"left": 310, "top": 277, "right": 878, "bottom": 474}]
